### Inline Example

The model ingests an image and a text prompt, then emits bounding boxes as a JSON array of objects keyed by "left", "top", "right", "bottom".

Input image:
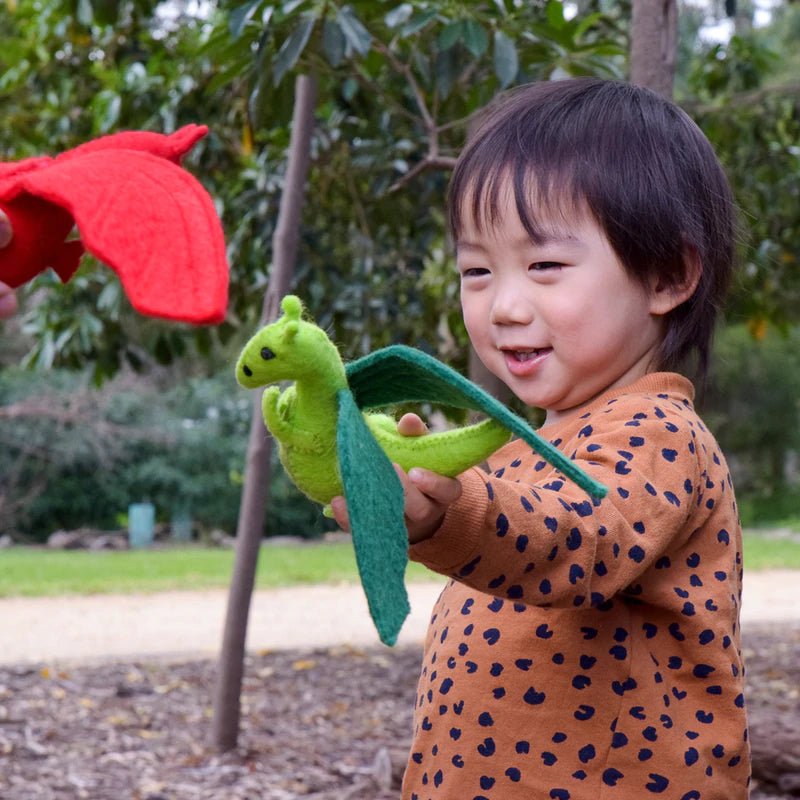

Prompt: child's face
[{"left": 456, "top": 186, "right": 665, "bottom": 426}]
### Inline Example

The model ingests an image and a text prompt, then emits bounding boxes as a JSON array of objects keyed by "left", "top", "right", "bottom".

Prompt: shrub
[{"left": 0, "top": 368, "right": 330, "bottom": 540}]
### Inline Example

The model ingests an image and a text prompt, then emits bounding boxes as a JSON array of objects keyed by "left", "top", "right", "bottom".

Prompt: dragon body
[{"left": 236, "top": 296, "right": 511, "bottom": 507}]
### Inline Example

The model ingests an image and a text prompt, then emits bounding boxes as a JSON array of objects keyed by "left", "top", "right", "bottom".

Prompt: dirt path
[{"left": 0, "top": 569, "right": 797, "bottom": 666}]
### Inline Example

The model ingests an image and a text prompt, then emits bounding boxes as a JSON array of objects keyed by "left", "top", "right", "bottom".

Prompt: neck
[{"left": 292, "top": 362, "right": 348, "bottom": 431}]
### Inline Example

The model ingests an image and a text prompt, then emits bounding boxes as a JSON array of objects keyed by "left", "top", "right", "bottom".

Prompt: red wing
[
  {"left": 16, "top": 149, "right": 229, "bottom": 324},
  {"left": 58, "top": 124, "right": 208, "bottom": 165}
]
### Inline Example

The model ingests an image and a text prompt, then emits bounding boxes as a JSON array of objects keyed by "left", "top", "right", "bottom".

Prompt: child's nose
[{"left": 490, "top": 287, "right": 534, "bottom": 325}]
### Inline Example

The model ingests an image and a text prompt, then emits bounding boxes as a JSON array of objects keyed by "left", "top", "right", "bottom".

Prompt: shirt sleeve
[{"left": 409, "top": 400, "right": 703, "bottom": 609}]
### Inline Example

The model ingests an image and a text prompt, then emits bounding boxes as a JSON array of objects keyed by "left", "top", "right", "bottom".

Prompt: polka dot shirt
[{"left": 404, "top": 373, "right": 750, "bottom": 799}]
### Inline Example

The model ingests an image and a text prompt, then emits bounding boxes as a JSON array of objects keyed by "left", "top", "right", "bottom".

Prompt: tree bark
[
  {"left": 629, "top": 0, "right": 678, "bottom": 97},
  {"left": 211, "top": 73, "right": 317, "bottom": 752}
]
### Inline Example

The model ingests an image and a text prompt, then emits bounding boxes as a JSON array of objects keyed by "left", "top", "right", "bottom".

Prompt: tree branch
[
  {"left": 372, "top": 40, "right": 436, "bottom": 135},
  {"left": 681, "top": 82, "right": 800, "bottom": 116},
  {"left": 388, "top": 155, "right": 458, "bottom": 194}
]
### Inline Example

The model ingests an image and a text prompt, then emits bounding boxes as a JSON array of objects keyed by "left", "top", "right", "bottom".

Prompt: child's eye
[
  {"left": 461, "top": 267, "right": 490, "bottom": 278},
  {"left": 529, "top": 261, "right": 564, "bottom": 271}
]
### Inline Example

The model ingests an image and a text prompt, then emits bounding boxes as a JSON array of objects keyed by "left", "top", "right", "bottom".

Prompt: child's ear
[{"left": 648, "top": 245, "right": 702, "bottom": 316}]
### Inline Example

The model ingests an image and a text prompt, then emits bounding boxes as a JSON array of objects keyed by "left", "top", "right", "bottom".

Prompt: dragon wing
[
  {"left": 337, "top": 387, "right": 410, "bottom": 646},
  {"left": 345, "top": 345, "right": 607, "bottom": 500},
  {"left": 7, "top": 143, "right": 227, "bottom": 324}
]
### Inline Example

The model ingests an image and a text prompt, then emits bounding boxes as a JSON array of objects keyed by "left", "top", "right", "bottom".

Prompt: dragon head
[{"left": 235, "top": 295, "right": 345, "bottom": 389}]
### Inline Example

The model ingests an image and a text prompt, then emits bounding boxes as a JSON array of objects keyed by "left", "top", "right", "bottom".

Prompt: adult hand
[{"left": 330, "top": 412, "right": 463, "bottom": 544}]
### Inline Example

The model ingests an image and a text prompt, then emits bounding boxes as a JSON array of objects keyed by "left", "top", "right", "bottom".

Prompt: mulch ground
[{"left": 0, "top": 623, "right": 798, "bottom": 800}]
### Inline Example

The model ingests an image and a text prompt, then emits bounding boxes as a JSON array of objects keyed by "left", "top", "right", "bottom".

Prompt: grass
[
  {"left": 742, "top": 528, "right": 800, "bottom": 570},
  {"left": 0, "top": 541, "right": 441, "bottom": 598},
  {"left": 0, "top": 530, "right": 796, "bottom": 599}
]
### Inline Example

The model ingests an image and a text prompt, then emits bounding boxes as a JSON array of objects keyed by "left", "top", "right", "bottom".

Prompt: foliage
[
  {"left": 703, "top": 324, "right": 800, "bottom": 498},
  {"left": 1, "top": 0, "right": 626, "bottom": 381},
  {"left": 0, "top": 367, "right": 330, "bottom": 539},
  {"left": 676, "top": 11, "right": 800, "bottom": 331}
]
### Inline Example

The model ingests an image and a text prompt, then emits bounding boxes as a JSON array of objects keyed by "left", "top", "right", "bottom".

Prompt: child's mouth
[
  {"left": 503, "top": 347, "right": 552, "bottom": 375},
  {"left": 512, "top": 350, "right": 542, "bottom": 361}
]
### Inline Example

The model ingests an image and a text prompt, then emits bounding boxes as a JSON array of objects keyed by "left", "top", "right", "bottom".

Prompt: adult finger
[
  {"left": 0, "top": 210, "right": 12, "bottom": 248},
  {"left": 0, "top": 282, "right": 18, "bottom": 320}
]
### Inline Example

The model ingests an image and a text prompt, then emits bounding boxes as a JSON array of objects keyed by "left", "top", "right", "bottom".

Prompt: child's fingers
[
  {"left": 330, "top": 496, "right": 351, "bottom": 532},
  {"left": 407, "top": 467, "right": 462, "bottom": 507},
  {"left": 393, "top": 464, "right": 461, "bottom": 543},
  {"left": 396, "top": 413, "right": 428, "bottom": 437}
]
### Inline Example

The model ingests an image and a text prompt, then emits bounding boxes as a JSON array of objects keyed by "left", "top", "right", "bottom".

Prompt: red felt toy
[{"left": 0, "top": 124, "right": 228, "bottom": 324}]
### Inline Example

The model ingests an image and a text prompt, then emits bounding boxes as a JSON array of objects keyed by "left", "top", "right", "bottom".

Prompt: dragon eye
[{"left": 260, "top": 347, "right": 275, "bottom": 360}]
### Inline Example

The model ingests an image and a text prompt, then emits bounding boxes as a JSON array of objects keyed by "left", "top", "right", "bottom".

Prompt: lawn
[
  {"left": 0, "top": 541, "right": 441, "bottom": 598},
  {"left": 0, "top": 530, "right": 796, "bottom": 598}
]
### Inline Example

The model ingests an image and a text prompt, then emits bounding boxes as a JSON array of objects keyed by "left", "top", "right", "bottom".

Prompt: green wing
[
  {"left": 346, "top": 345, "right": 607, "bottom": 500},
  {"left": 336, "top": 388, "right": 410, "bottom": 646}
]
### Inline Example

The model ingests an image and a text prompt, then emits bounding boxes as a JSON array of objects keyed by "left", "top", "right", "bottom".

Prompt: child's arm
[{"left": 408, "top": 401, "right": 706, "bottom": 610}]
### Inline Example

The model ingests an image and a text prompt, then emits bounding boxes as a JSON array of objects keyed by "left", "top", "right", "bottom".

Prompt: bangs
[
  {"left": 451, "top": 159, "right": 588, "bottom": 248},
  {"left": 447, "top": 84, "right": 611, "bottom": 246}
]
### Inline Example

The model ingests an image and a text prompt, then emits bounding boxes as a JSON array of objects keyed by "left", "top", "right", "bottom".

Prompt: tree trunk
[
  {"left": 211, "top": 73, "right": 317, "bottom": 752},
  {"left": 629, "top": 0, "right": 678, "bottom": 97}
]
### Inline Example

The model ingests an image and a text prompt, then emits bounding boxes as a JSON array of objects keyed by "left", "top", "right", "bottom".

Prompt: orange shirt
[{"left": 404, "top": 373, "right": 750, "bottom": 800}]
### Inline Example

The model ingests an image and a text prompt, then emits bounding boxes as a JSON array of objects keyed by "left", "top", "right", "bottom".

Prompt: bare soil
[{"left": 0, "top": 623, "right": 797, "bottom": 800}]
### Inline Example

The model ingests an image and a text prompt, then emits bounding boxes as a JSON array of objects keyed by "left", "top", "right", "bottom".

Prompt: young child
[{"left": 332, "top": 77, "right": 750, "bottom": 799}]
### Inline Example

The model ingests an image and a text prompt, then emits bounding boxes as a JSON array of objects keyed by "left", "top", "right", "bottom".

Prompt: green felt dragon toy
[{"left": 236, "top": 296, "right": 607, "bottom": 646}]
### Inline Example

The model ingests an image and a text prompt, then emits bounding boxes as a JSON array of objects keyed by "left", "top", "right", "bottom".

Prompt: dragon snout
[{"left": 238, "top": 345, "right": 276, "bottom": 382}]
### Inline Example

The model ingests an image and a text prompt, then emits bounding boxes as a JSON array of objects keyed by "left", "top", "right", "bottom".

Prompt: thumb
[{"left": 397, "top": 412, "right": 428, "bottom": 437}]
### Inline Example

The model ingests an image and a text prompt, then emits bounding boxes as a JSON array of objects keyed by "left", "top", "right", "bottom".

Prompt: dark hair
[{"left": 448, "top": 78, "right": 735, "bottom": 382}]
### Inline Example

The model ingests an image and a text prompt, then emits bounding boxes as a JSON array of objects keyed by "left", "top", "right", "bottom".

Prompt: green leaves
[
  {"left": 493, "top": 30, "right": 517, "bottom": 88},
  {"left": 229, "top": 0, "right": 264, "bottom": 39},
  {"left": 322, "top": 17, "right": 346, "bottom": 67},
  {"left": 272, "top": 13, "right": 315, "bottom": 85},
  {"left": 91, "top": 89, "right": 121, "bottom": 134},
  {"left": 437, "top": 19, "right": 488, "bottom": 57},
  {"left": 337, "top": 5, "right": 372, "bottom": 56}
]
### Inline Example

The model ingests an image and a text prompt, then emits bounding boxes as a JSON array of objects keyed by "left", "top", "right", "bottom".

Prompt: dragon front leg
[{"left": 261, "top": 386, "right": 325, "bottom": 453}]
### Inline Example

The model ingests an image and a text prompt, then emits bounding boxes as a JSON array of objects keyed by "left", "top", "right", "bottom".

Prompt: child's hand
[{"left": 330, "top": 412, "right": 462, "bottom": 544}]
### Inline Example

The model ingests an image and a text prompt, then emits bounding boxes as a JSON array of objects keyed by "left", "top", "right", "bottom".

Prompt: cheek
[{"left": 460, "top": 292, "right": 484, "bottom": 338}]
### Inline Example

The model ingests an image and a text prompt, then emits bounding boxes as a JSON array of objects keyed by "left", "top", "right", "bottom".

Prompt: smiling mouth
[{"left": 503, "top": 347, "right": 552, "bottom": 361}]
